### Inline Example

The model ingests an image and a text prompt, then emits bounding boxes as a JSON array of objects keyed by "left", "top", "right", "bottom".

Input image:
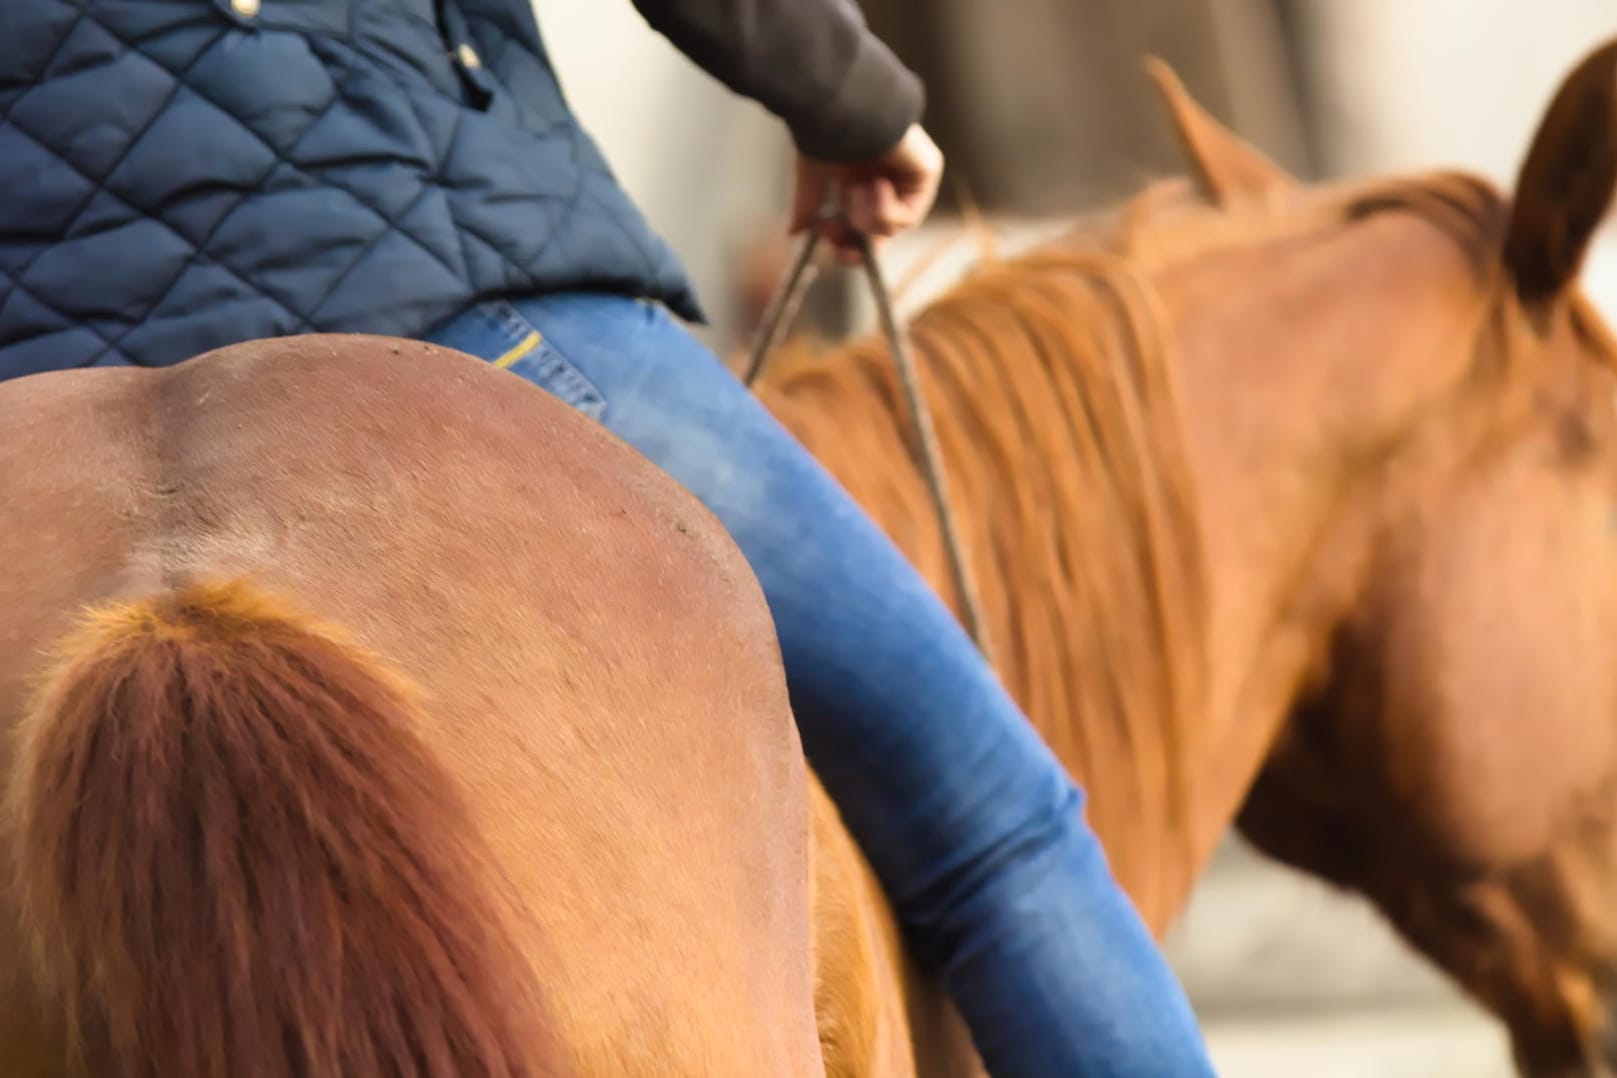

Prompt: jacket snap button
[
  {"left": 230, "top": 0, "right": 261, "bottom": 17},
  {"left": 457, "top": 43, "right": 482, "bottom": 70}
]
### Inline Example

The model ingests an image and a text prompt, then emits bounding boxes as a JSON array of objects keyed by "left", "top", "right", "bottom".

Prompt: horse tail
[{"left": 9, "top": 580, "right": 552, "bottom": 1078}]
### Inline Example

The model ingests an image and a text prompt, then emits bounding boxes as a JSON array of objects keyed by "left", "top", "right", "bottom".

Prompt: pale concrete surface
[
  {"left": 1201, "top": 1006, "right": 1512, "bottom": 1078},
  {"left": 1167, "top": 837, "right": 1513, "bottom": 1077}
]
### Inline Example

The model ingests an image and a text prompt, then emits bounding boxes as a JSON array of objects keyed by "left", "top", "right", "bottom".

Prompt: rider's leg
[{"left": 424, "top": 293, "right": 1215, "bottom": 1077}]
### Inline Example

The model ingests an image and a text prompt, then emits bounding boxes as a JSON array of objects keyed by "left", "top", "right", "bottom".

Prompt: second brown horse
[{"left": 757, "top": 38, "right": 1617, "bottom": 1077}]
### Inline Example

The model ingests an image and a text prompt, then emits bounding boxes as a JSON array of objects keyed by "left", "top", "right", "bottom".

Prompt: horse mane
[
  {"left": 754, "top": 166, "right": 1552, "bottom": 911},
  {"left": 756, "top": 234, "right": 1207, "bottom": 908}
]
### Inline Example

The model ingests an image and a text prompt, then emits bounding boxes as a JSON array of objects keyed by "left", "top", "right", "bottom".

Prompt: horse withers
[
  {"left": 754, "top": 36, "right": 1617, "bottom": 1078},
  {"left": 0, "top": 337, "right": 843, "bottom": 1076}
]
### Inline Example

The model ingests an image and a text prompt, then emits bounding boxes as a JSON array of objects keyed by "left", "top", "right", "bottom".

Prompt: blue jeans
[{"left": 425, "top": 292, "right": 1215, "bottom": 1077}]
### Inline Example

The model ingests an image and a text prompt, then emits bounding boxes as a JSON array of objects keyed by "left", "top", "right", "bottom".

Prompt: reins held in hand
[{"left": 741, "top": 212, "right": 996, "bottom": 666}]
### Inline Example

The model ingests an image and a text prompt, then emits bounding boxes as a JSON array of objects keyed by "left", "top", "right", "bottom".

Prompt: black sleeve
[{"left": 628, "top": 0, "right": 924, "bottom": 161}]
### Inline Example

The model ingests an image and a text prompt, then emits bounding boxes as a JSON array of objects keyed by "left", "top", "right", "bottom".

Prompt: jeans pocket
[
  {"left": 429, "top": 300, "right": 609, "bottom": 422},
  {"left": 503, "top": 337, "right": 608, "bottom": 422}
]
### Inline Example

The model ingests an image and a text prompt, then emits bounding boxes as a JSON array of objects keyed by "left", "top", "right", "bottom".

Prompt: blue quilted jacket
[{"left": 0, "top": 0, "right": 708, "bottom": 377}]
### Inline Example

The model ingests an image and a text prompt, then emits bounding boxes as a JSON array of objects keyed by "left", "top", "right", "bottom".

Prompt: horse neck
[
  {"left": 1150, "top": 176, "right": 1518, "bottom": 872},
  {"left": 762, "top": 255, "right": 1213, "bottom": 927}
]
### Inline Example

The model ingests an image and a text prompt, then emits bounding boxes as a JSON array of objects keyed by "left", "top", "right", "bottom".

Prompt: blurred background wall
[{"left": 536, "top": 3, "right": 1617, "bottom": 1072}]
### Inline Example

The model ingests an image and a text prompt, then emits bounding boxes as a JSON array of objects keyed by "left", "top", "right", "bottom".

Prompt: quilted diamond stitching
[
  {"left": 0, "top": 3, "right": 689, "bottom": 370},
  {"left": 4, "top": 17, "right": 476, "bottom": 359},
  {"left": 0, "top": 2, "right": 86, "bottom": 95}
]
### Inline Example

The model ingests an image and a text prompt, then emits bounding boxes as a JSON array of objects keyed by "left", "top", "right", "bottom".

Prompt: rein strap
[{"left": 741, "top": 222, "right": 997, "bottom": 666}]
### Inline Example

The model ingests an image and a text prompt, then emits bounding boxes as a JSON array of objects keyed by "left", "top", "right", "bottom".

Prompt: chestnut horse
[
  {"left": 0, "top": 338, "right": 844, "bottom": 1076},
  {"left": 755, "top": 38, "right": 1617, "bottom": 1077}
]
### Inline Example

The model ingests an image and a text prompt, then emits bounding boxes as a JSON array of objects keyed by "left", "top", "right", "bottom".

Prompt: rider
[{"left": 0, "top": 1, "right": 1215, "bottom": 1073}]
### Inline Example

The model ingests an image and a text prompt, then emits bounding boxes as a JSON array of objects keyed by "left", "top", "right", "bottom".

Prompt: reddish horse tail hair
[{"left": 8, "top": 580, "right": 554, "bottom": 1078}]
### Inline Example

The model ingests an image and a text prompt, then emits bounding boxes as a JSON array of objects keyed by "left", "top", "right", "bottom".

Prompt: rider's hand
[{"left": 789, "top": 123, "right": 944, "bottom": 264}]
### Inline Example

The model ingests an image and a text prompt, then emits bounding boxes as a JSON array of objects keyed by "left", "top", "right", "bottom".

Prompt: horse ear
[
  {"left": 1504, "top": 38, "right": 1617, "bottom": 305},
  {"left": 1143, "top": 56, "right": 1293, "bottom": 204}
]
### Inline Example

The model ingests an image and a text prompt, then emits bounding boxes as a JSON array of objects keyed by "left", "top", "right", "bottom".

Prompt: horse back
[{"left": 0, "top": 337, "right": 824, "bottom": 1076}]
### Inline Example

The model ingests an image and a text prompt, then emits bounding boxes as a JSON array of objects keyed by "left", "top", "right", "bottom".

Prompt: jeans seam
[
  {"left": 521, "top": 344, "right": 605, "bottom": 419},
  {"left": 454, "top": 299, "right": 607, "bottom": 420},
  {"left": 480, "top": 299, "right": 533, "bottom": 342}
]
